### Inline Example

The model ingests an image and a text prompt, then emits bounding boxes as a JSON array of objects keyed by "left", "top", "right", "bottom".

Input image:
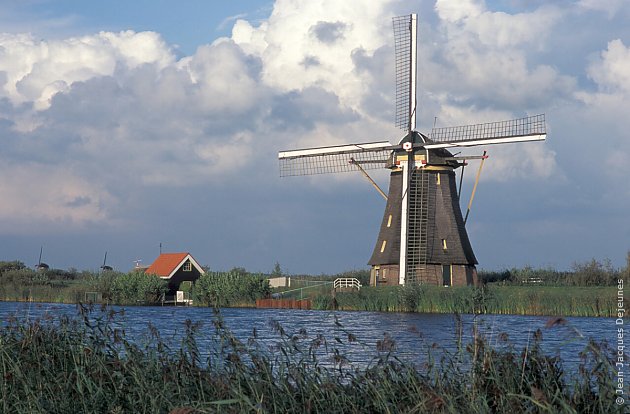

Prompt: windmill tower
[{"left": 278, "top": 14, "right": 546, "bottom": 287}]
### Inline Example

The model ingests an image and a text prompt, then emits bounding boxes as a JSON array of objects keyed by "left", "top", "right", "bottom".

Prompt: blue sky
[
  {"left": 1, "top": 1, "right": 273, "bottom": 55},
  {"left": 0, "top": 0, "right": 629, "bottom": 274}
]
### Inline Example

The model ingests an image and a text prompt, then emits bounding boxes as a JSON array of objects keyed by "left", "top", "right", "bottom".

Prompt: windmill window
[
  {"left": 380, "top": 240, "right": 387, "bottom": 253},
  {"left": 436, "top": 173, "right": 441, "bottom": 185},
  {"left": 442, "top": 239, "right": 448, "bottom": 250},
  {"left": 387, "top": 214, "right": 393, "bottom": 227},
  {"left": 183, "top": 262, "right": 192, "bottom": 272}
]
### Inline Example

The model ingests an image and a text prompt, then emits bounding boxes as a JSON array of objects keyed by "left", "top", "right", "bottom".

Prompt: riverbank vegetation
[
  {"left": 0, "top": 304, "right": 621, "bottom": 413},
  {"left": 314, "top": 285, "right": 618, "bottom": 317},
  {"left": 0, "top": 256, "right": 628, "bottom": 317},
  {"left": 0, "top": 261, "right": 271, "bottom": 307},
  {"left": 305, "top": 256, "right": 630, "bottom": 317},
  {"left": 192, "top": 270, "right": 271, "bottom": 307}
]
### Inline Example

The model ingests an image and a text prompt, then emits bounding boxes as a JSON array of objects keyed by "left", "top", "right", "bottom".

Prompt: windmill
[
  {"left": 278, "top": 14, "right": 547, "bottom": 287},
  {"left": 100, "top": 251, "right": 113, "bottom": 271},
  {"left": 35, "top": 245, "right": 49, "bottom": 271}
]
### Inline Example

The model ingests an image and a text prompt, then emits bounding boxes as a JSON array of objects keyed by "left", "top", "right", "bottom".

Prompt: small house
[{"left": 145, "top": 252, "right": 204, "bottom": 296}]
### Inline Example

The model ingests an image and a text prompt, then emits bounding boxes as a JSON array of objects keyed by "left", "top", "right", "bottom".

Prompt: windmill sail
[
  {"left": 426, "top": 114, "right": 546, "bottom": 148},
  {"left": 278, "top": 141, "right": 392, "bottom": 177},
  {"left": 393, "top": 14, "right": 417, "bottom": 131}
]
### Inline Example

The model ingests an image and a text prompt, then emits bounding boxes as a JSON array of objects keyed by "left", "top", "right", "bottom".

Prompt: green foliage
[
  {"left": 398, "top": 283, "right": 425, "bottom": 312},
  {"left": 110, "top": 272, "right": 168, "bottom": 304},
  {"left": 334, "top": 268, "right": 371, "bottom": 286},
  {"left": 0, "top": 260, "right": 26, "bottom": 273},
  {"left": 0, "top": 306, "right": 621, "bottom": 413},
  {"left": 193, "top": 271, "right": 271, "bottom": 307},
  {"left": 0, "top": 257, "right": 625, "bottom": 315},
  {"left": 480, "top": 258, "right": 622, "bottom": 286},
  {"left": 1, "top": 268, "right": 45, "bottom": 285},
  {"left": 271, "top": 261, "right": 283, "bottom": 277},
  {"left": 321, "top": 285, "right": 615, "bottom": 317},
  {"left": 571, "top": 258, "right": 618, "bottom": 286},
  {"left": 84, "top": 271, "right": 119, "bottom": 302}
]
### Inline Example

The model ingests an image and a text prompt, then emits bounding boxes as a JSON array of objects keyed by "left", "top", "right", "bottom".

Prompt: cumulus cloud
[
  {"left": 0, "top": 163, "right": 113, "bottom": 232},
  {"left": 309, "top": 21, "right": 349, "bottom": 44},
  {"left": 0, "top": 0, "right": 562, "bottom": 233},
  {"left": 578, "top": 0, "right": 627, "bottom": 18},
  {"left": 0, "top": 30, "right": 271, "bottom": 231},
  {"left": 0, "top": 1, "right": 401, "bottom": 234},
  {"left": 429, "top": 0, "right": 572, "bottom": 110},
  {"left": 587, "top": 39, "right": 630, "bottom": 94},
  {"left": 0, "top": 0, "right": 629, "bottom": 271},
  {"left": 0, "top": 31, "right": 174, "bottom": 110},
  {"left": 231, "top": 0, "right": 394, "bottom": 109}
]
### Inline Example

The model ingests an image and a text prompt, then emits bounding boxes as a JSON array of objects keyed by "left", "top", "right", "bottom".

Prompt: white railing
[{"left": 333, "top": 278, "right": 362, "bottom": 290}]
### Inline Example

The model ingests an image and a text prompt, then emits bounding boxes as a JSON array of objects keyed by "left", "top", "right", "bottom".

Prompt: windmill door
[{"left": 442, "top": 265, "right": 452, "bottom": 287}]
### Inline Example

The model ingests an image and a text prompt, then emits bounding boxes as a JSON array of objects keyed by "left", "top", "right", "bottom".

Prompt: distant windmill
[
  {"left": 278, "top": 14, "right": 547, "bottom": 287},
  {"left": 100, "top": 251, "right": 113, "bottom": 271},
  {"left": 35, "top": 246, "right": 49, "bottom": 271}
]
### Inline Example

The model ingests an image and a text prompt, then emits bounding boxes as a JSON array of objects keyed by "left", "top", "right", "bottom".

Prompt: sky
[{"left": 0, "top": 0, "right": 629, "bottom": 274}]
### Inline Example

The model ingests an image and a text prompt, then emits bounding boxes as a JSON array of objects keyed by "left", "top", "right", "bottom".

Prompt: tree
[
  {"left": 571, "top": 259, "right": 617, "bottom": 286},
  {"left": 271, "top": 262, "right": 283, "bottom": 277},
  {"left": 0, "top": 261, "right": 26, "bottom": 274}
]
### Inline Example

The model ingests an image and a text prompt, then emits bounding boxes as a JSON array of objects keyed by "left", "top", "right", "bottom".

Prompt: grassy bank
[
  {"left": 0, "top": 304, "right": 622, "bottom": 413},
  {"left": 315, "top": 285, "right": 619, "bottom": 317},
  {"left": 0, "top": 264, "right": 270, "bottom": 307},
  {"left": 0, "top": 259, "right": 626, "bottom": 317}
]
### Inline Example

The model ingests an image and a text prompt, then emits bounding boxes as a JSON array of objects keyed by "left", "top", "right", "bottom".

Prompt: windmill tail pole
[
  {"left": 464, "top": 151, "right": 488, "bottom": 225},
  {"left": 458, "top": 163, "right": 466, "bottom": 200},
  {"left": 350, "top": 158, "right": 388, "bottom": 201}
]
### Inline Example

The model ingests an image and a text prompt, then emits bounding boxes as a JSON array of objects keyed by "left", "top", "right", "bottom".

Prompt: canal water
[{"left": 0, "top": 301, "right": 615, "bottom": 370}]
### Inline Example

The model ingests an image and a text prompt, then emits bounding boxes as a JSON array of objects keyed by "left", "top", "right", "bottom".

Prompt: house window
[{"left": 183, "top": 261, "right": 192, "bottom": 272}]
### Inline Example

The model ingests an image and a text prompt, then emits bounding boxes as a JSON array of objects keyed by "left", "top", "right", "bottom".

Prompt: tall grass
[
  {"left": 0, "top": 261, "right": 621, "bottom": 317},
  {"left": 0, "top": 305, "right": 622, "bottom": 413},
  {"left": 192, "top": 271, "right": 271, "bottom": 307},
  {"left": 320, "top": 285, "right": 618, "bottom": 317}
]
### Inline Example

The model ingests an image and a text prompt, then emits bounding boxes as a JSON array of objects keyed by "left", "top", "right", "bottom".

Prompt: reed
[
  {"left": 0, "top": 305, "right": 621, "bottom": 413},
  {"left": 0, "top": 262, "right": 620, "bottom": 316},
  {"left": 192, "top": 271, "right": 271, "bottom": 307},
  {"left": 321, "top": 285, "right": 617, "bottom": 317}
]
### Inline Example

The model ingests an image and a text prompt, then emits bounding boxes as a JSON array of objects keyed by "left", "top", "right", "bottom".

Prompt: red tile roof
[{"left": 145, "top": 252, "right": 190, "bottom": 278}]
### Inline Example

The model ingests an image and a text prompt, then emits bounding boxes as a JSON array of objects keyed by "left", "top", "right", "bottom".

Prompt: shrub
[
  {"left": 110, "top": 272, "right": 168, "bottom": 304},
  {"left": 0, "top": 260, "right": 26, "bottom": 274},
  {"left": 85, "top": 271, "right": 119, "bottom": 302},
  {"left": 193, "top": 271, "right": 271, "bottom": 307},
  {"left": 571, "top": 258, "right": 618, "bottom": 286}
]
